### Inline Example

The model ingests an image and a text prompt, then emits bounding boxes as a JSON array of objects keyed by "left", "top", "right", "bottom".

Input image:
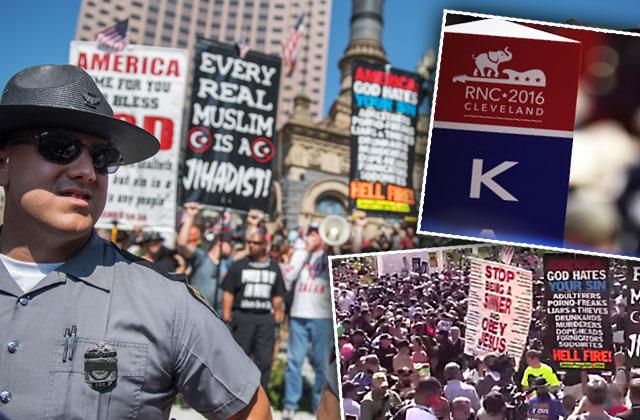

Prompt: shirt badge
[{"left": 84, "top": 342, "right": 118, "bottom": 391}]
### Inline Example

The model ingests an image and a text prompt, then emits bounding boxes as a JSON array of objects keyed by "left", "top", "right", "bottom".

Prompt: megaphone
[{"left": 319, "top": 215, "right": 351, "bottom": 246}]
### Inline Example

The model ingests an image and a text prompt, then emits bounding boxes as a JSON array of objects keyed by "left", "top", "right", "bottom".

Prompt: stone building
[{"left": 275, "top": 0, "right": 429, "bottom": 237}]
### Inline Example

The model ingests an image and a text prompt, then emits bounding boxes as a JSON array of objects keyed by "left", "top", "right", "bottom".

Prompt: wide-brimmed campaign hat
[{"left": 0, "top": 64, "right": 159, "bottom": 164}]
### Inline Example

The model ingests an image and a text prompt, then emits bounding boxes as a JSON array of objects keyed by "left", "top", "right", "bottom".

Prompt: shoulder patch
[
  {"left": 186, "top": 283, "right": 219, "bottom": 317},
  {"left": 111, "top": 243, "right": 187, "bottom": 282}
]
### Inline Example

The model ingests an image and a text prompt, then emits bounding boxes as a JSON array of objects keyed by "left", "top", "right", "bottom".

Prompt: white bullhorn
[{"left": 319, "top": 215, "right": 351, "bottom": 246}]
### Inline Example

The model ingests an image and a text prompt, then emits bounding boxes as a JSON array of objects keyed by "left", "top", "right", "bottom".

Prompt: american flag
[
  {"left": 96, "top": 19, "right": 129, "bottom": 51},
  {"left": 499, "top": 246, "right": 515, "bottom": 265},
  {"left": 281, "top": 13, "right": 307, "bottom": 76},
  {"left": 236, "top": 34, "right": 251, "bottom": 59}
]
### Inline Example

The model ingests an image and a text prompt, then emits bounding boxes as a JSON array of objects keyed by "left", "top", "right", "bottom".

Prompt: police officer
[{"left": 0, "top": 64, "right": 270, "bottom": 419}]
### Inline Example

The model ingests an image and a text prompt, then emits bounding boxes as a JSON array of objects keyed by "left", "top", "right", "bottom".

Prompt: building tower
[
  {"left": 328, "top": 0, "right": 387, "bottom": 129},
  {"left": 276, "top": 0, "right": 428, "bottom": 233}
]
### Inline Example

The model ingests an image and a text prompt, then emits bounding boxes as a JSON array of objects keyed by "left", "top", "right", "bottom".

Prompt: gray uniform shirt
[{"left": 0, "top": 231, "right": 261, "bottom": 419}]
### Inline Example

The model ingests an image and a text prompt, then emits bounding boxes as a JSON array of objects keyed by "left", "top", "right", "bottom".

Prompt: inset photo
[
  {"left": 331, "top": 245, "right": 639, "bottom": 419},
  {"left": 419, "top": 10, "right": 640, "bottom": 258}
]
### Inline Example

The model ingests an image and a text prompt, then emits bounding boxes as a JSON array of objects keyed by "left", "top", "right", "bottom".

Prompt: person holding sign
[
  {"left": 177, "top": 202, "right": 233, "bottom": 314},
  {"left": 0, "top": 64, "right": 269, "bottom": 419}
]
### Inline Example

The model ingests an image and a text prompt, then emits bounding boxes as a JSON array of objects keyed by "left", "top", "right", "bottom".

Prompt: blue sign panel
[{"left": 420, "top": 128, "right": 572, "bottom": 247}]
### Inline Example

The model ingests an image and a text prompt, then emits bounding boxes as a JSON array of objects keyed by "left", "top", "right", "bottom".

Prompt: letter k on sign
[{"left": 469, "top": 159, "right": 518, "bottom": 201}]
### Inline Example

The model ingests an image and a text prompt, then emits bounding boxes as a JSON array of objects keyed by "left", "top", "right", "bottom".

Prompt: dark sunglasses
[
  {"left": 247, "top": 240, "right": 265, "bottom": 245},
  {"left": 5, "top": 131, "right": 122, "bottom": 174}
]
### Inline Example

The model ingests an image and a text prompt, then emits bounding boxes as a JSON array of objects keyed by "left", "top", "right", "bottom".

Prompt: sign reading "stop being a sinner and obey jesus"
[
  {"left": 419, "top": 12, "right": 581, "bottom": 246},
  {"left": 464, "top": 258, "right": 532, "bottom": 365},
  {"left": 349, "top": 60, "right": 422, "bottom": 216}
]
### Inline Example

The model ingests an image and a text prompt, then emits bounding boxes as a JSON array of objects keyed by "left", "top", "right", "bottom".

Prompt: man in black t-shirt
[{"left": 221, "top": 228, "right": 285, "bottom": 390}]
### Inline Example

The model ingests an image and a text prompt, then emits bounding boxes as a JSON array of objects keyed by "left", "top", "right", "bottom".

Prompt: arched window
[
  {"left": 315, "top": 194, "right": 346, "bottom": 216},
  {"left": 299, "top": 179, "right": 349, "bottom": 221}
]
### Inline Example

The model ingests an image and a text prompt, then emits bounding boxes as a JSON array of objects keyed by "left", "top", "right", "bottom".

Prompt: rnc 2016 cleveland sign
[{"left": 419, "top": 16, "right": 580, "bottom": 247}]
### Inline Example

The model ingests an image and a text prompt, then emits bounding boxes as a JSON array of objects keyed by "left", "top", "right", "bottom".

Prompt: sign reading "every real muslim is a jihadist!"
[
  {"left": 419, "top": 13, "right": 581, "bottom": 247},
  {"left": 349, "top": 60, "right": 422, "bottom": 216},
  {"left": 70, "top": 41, "right": 188, "bottom": 235},
  {"left": 544, "top": 254, "right": 613, "bottom": 371},
  {"left": 182, "top": 38, "right": 280, "bottom": 212},
  {"left": 464, "top": 257, "right": 532, "bottom": 366}
]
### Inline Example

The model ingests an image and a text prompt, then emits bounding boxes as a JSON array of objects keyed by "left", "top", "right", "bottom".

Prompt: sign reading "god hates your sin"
[
  {"left": 349, "top": 60, "right": 422, "bottom": 216},
  {"left": 544, "top": 254, "right": 613, "bottom": 371},
  {"left": 182, "top": 39, "right": 280, "bottom": 211}
]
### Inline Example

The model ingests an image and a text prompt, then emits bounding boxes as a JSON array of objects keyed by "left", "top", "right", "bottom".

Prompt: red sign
[{"left": 435, "top": 24, "right": 581, "bottom": 131}]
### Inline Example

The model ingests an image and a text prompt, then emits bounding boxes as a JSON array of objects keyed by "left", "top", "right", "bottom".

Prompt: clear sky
[
  {"left": 1, "top": 0, "right": 639, "bottom": 118},
  {"left": 0, "top": 0, "right": 81, "bottom": 87},
  {"left": 324, "top": 0, "right": 640, "bottom": 115}
]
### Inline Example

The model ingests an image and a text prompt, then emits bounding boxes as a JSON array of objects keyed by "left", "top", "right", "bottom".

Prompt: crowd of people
[
  {"left": 94, "top": 206, "right": 338, "bottom": 416},
  {"left": 93, "top": 205, "right": 435, "bottom": 416},
  {"left": 333, "top": 248, "right": 640, "bottom": 420}
]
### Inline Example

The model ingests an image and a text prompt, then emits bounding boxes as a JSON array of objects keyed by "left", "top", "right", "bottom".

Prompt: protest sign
[
  {"left": 464, "top": 257, "right": 533, "bottom": 364},
  {"left": 543, "top": 254, "right": 613, "bottom": 371},
  {"left": 429, "top": 253, "right": 439, "bottom": 273},
  {"left": 376, "top": 250, "right": 427, "bottom": 275},
  {"left": 70, "top": 41, "right": 188, "bottom": 235},
  {"left": 412, "top": 257, "right": 422, "bottom": 273},
  {"left": 349, "top": 60, "right": 421, "bottom": 216},
  {"left": 626, "top": 263, "right": 640, "bottom": 367},
  {"left": 419, "top": 13, "right": 581, "bottom": 246},
  {"left": 181, "top": 38, "right": 280, "bottom": 211}
]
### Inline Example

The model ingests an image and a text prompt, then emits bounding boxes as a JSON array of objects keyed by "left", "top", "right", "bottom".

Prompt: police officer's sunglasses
[{"left": 4, "top": 130, "right": 123, "bottom": 174}]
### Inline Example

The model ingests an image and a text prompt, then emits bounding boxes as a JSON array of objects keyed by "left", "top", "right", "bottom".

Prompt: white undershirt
[{"left": 0, "top": 253, "right": 65, "bottom": 293}]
